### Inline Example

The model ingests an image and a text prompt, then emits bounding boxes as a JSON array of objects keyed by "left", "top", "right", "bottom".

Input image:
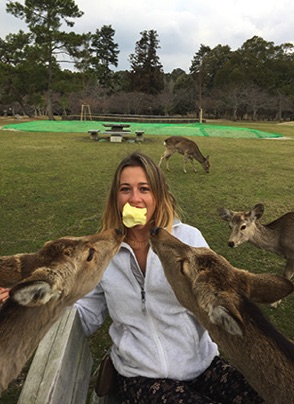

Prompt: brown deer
[
  {"left": 217, "top": 204, "right": 294, "bottom": 281},
  {"left": 149, "top": 227, "right": 294, "bottom": 404},
  {"left": 0, "top": 229, "right": 124, "bottom": 396},
  {"left": 158, "top": 136, "right": 210, "bottom": 173}
]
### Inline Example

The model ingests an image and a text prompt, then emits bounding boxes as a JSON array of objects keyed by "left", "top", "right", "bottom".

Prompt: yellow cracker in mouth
[{"left": 122, "top": 203, "right": 147, "bottom": 228}]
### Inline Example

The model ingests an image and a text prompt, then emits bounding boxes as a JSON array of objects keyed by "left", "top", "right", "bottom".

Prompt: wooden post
[
  {"left": 80, "top": 105, "right": 92, "bottom": 121},
  {"left": 18, "top": 308, "right": 93, "bottom": 404},
  {"left": 199, "top": 107, "right": 203, "bottom": 124}
]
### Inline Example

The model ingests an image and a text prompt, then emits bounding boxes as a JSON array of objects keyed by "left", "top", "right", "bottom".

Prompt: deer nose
[
  {"left": 115, "top": 228, "right": 123, "bottom": 235},
  {"left": 150, "top": 227, "right": 160, "bottom": 236},
  {"left": 228, "top": 241, "right": 235, "bottom": 248}
]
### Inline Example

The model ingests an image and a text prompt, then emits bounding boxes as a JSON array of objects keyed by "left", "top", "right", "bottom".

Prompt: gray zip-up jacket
[{"left": 75, "top": 220, "right": 218, "bottom": 381}]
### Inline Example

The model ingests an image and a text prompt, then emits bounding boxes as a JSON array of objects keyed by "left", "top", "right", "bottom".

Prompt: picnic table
[
  {"left": 102, "top": 123, "right": 131, "bottom": 142},
  {"left": 88, "top": 124, "right": 144, "bottom": 143},
  {"left": 102, "top": 123, "right": 130, "bottom": 132}
]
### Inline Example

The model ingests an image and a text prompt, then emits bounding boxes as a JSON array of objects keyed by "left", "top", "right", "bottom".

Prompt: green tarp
[{"left": 3, "top": 120, "right": 282, "bottom": 139}]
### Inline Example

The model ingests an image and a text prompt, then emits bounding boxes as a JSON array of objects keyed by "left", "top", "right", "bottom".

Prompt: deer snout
[
  {"left": 115, "top": 228, "right": 123, "bottom": 236},
  {"left": 150, "top": 227, "right": 160, "bottom": 236},
  {"left": 228, "top": 241, "right": 235, "bottom": 248}
]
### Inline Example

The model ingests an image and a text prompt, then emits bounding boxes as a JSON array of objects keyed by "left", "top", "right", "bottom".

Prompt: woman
[
  {"left": 75, "top": 151, "right": 263, "bottom": 403},
  {"left": 0, "top": 288, "right": 9, "bottom": 303}
]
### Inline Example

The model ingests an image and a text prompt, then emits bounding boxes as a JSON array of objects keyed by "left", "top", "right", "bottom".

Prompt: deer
[
  {"left": 149, "top": 227, "right": 294, "bottom": 404},
  {"left": 158, "top": 136, "right": 210, "bottom": 173},
  {"left": 217, "top": 203, "right": 294, "bottom": 282},
  {"left": 0, "top": 229, "right": 124, "bottom": 396}
]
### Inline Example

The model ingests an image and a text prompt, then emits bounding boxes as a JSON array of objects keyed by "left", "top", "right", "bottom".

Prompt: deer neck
[
  {"left": 251, "top": 222, "right": 279, "bottom": 253},
  {"left": 193, "top": 151, "right": 205, "bottom": 163},
  {"left": 198, "top": 302, "right": 293, "bottom": 403},
  {"left": 0, "top": 301, "right": 66, "bottom": 394}
]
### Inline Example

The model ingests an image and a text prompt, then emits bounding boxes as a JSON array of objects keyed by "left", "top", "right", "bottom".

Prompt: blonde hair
[{"left": 100, "top": 152, "right": 180, "bottom": 233}]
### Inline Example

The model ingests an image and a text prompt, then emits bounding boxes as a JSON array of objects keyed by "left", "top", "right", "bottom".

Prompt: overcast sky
[{"left": 1, "top": 0, "right": 293, "bottom": 73}]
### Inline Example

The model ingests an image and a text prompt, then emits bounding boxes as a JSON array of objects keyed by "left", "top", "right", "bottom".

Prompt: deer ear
[
  {"left": 10, "top": 280, "right": 62, "bottom": 307},
  {"left": 217, "top": 208, "right": 232, "bottom": 221},
  {"left": 209, "top": 305, "right": 243, "bottom": 336},
  {"left": 0, "top": 254, "right": 26, "bottom": 287},
  {"left": 249, "top": 273, "right": 293, "bottom": 304},
  {"left": 250, "top": 203, "right": 264, "bottom": 220},
  {"left": 181, "top": 259, "right": 192, "bottom": 276}
]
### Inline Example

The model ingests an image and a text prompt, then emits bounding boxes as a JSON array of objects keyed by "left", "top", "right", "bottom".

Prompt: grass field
[{"left": 0, "top": 118, "right": 293, "bottom": 403}]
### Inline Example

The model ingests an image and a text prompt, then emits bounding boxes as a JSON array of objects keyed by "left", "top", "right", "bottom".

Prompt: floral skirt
[{"left": 116, "top": 356, "right": 264, "bottom": 403}]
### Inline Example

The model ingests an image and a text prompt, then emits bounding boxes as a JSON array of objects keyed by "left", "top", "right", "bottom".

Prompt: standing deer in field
[
  {"left": 150, "top": 227, "right": 294, "bottom": 404},
  {"left": 217, "top": 203, "right": 294, "bottom": 281},
  {"left": 158, "top": 136, "right": 210, "bottom": 173},
  {"left": 0, "top": 229, "right": 124, "bottom": 396}
]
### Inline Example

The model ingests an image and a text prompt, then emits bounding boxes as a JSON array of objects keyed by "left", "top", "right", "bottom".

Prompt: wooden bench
[
  {"left": 88, "top": 130, "right": 100, "bottom": 140},
  {"left": 18, "top": 307, "right": 93, "bottom": 404},
  {"left": 135, "top": 131, "right": 144, "bottom": 142},
  {"left": 100, "top": 131, "right": 131, "bottom": 137},
  {"left": 18, "top": 307, "right": 119, "bottom": 404},
  {"left": 100, "top": 132, "right": 131, "bottom": 143}
]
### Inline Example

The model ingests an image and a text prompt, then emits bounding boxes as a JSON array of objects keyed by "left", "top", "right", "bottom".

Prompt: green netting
[{"left": 2, "top": 120, "right": 282, "bottom": 139}]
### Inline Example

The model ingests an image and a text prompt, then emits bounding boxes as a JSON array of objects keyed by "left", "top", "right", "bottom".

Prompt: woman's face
[{"left": 118, "top": 166, "right": 156, "bottom": 227}]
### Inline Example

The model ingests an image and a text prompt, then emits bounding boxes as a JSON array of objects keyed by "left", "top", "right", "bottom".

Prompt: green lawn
[{"left": 0, "top": 119, "right": 293, "bottom": 403}]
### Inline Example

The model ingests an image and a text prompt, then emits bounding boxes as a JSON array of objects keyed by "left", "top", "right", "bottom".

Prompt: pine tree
[
  {"left": 89, "top": 25, "right": 119, "bottom": 87},
  {"left": 6, "top": 0, "right": 84, "bottom": 120},
  {"left": 129, "top": 30, "right": 164, "bottom": 94}
]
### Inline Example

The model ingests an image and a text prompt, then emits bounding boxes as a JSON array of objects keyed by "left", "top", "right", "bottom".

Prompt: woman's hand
[{"left": 0, "top": 287, "right": 10, "bottom": 303}]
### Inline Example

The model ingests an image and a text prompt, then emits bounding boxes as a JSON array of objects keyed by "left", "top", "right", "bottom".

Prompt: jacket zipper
[
  {"left": 141, "top": 288, "right": 146, "bottom": 313},
  {"left": 129, "top": 251, "right": 146, "bottom": 314}
]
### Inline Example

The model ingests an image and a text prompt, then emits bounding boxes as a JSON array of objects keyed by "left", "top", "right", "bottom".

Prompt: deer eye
[
  {"left": 240, "top": 225, "right": 246, "bottom": 230},
  {"left": 87, "top": 248, "right": 95, "bottom": 262}
]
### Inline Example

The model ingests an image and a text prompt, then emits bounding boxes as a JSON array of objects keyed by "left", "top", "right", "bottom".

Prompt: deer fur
[
  {"left": 158, "top": 136, "right": 210, "bottom": 173},
  {"left": 0, "top": 229, "right": 124, "bottom": 396},
  {"left": 150, "top": 227, "right": 294, "bottom": 404},
  {"left": 218, "top": 204, "right": 294, "bottom": 281}
]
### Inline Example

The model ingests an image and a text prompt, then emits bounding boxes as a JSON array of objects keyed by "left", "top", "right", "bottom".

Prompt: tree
[
  {"left": 221, "top": 84, "right": 248, "bottom": 121},
  {"left": 242, "top": 85, "right": 271, "bottom": 121},
  {"left": 238, "top": 36, "right": 278, "bottom": 88},
  {"left": 75, "top": 26, "right": 119, "bottom": 89},
  {"left": 190, "top": 44, "right": 211, "bottom": 118},
  {"left": 267, "top": 43, "right": 294, "bottom": 99},
  {"left": 171, "top": 70, "right": 195, "bottom": 115},
  {"left": 90, "top": 25, "right": 119, "bottom": 87},
  {"left": 128, "top": 30, "right": 164, "bottom": 94},
  {"left": 6, "top": 0, "right": 85, "bottom": 119},
  {"left": 214, "top": 37, "right": 294, "bottom": 120},
  {"left": 0, "top": 31, "right": 48, "bottom": 115},
  {"left": 202, "top": 44, "right": 232, "bottom": 89},
  {"left": 158, "top": 76, "right": 175, "bottom": 116}
]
